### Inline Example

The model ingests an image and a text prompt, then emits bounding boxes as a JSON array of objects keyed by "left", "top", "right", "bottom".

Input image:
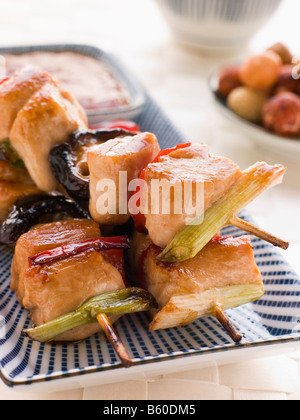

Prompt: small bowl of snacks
[{"left": 209, "top": 42, "right": 300, "bottom": 161}]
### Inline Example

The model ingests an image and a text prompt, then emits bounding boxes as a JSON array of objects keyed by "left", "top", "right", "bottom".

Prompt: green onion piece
[
  {"left": 23, "top": 288, "right": 157, "bottom": 343},
  {"left": 158, "top": 162, "right": 286, "bottom": 263},
  {"left": 0, "top": 139, "right": 25, "bottom": 168}
]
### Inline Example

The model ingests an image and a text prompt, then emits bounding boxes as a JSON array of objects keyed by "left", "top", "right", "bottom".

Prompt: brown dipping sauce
[{"left": 3, "top": 51, "right": 131, "bottom": 111}]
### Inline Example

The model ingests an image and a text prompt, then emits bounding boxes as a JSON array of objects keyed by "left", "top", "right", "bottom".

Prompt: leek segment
[
  {"left": 24, "top": 288, "right": 157, "bottom": 343},
  {"left": 158, "top": 162, "right": 286, "bottom": 263},
  {"left": 149, "top": 284, "right": 265, "bottom": 332}
]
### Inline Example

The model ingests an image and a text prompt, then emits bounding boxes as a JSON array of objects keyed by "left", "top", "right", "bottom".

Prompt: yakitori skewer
[
  {"left": 229, "top": 215, "right": 289, "bottom": 250},
  {"left": 158, "top": 162, "right": 286, "bottom": 263},
  {"left": 97, "top": 313, "right": 133, "bottom": 368},
  {"left": 213, "top": 305, "right": 243, "bottom": 344},
  {"left": 22, "top": 228, "right": 158, "bottom": 368},
  {"left": 23, "top": 288, "right": 157, "bottom": 365},
  {"left": 133, "top": 232, "right": 265, "bottom": 345}
]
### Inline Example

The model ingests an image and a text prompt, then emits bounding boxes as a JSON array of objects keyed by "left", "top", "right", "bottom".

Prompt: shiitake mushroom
[
  {"left": 49, "top": 129, "right": 136, "bottom": 201},
  {"left": 0, "top": 194, "right": 89, "bottom": 245}
]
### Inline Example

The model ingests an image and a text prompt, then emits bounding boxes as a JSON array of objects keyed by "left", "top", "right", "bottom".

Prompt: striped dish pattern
[
  {"left": 0, "top": 94, "right": 300, "bottom": 388},
  {"left": 156, "top": 0, "right": 282, "bottom": 22}
]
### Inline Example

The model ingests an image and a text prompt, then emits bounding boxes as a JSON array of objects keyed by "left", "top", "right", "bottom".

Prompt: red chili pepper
[
  {"left": 102, "top": 248, "right": 128, "bottom": 286},
  {"left": 132, "top": 212, "right": 147, "bottom": 234},
  {"left": 132, "top": 143, "right": 192, "bottom": 232},
  {"left": 90, "top": 120, "right": 140, "bottom": 133},
  {"left": 29, "top": 236, "right": 130, "bottom": 267},
  {"left": 0, "top": 77, "right": 9, "bottom": 86},
  {"left": 149, "top": 142, "right": 192, "bottom": 166},
  {"left": 210, "top": 236, "right": 233, "bottom": 243}
]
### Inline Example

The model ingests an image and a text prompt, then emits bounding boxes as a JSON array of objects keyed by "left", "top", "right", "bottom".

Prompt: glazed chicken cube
[
  {"left": 0, "top": 180, "right": 40, "bottom": 222},
  {"left": 11, "top": 219, "right": 102, "bottom": 303},
  {"left": 88, "top": 132, "right": 160, "bottom": 226},
  {"left": 139, "top": 143, "right": 242, "bottom": 248},
  {"left": 0, "top": 160, "right": 40, "bottom": 222},
  {"left": 11, "top": 219, "right": 126, "bottom": 341},
  {"left": 131, "top": 232, "right": 264, "bottom": 331},
  {"left": 0, "top": 159, "right": 32, "bottom": 184},
  {"left": 0, "top": 67, "right": 56, "bottom": 141},
  {"left": 10, "top": 82, "right": 88, "bottom": 192},
  {"left": 23, "top": 251, "right": 125, "bottom": 342}
]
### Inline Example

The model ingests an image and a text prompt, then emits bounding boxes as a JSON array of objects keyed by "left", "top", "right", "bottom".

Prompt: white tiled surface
[
  {"left": 0, "top": 0, "right": 300, "bottom": 400},
  {"left": 1, "top": 354, "right": 299, "bottom": 400}
]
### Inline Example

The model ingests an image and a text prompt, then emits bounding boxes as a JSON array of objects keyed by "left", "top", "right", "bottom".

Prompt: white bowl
[
  {"left": 209, "top": 69, "right": 300, "bottom": 163},
  {"left": 155, "top": 0, "right": 283, "bottom": 52}
]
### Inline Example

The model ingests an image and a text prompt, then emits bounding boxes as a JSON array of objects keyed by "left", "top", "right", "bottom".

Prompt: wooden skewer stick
[
  {"left": 230, "top": 215, "right": 290, "bottom": 250},
  {"left": 214, "top": 305, "right": 243, "bottom": 344},
  {"left": 97, "top": 313, "right": 133, "bottom": 368}
]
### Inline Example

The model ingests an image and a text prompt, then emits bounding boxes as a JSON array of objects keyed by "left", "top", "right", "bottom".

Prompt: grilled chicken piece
[
  {"left": 9, "top": 82, "right": 88, "bottom": 192},
  {"left": 0, "top": 159, "right": 32, "bottom": 184},
  {"left": 131, "top": 232, "right": 264, "bottom": 331},
  {"left": 88, "top": 132, "right": 160, "bottom": 226},
  {"left": 0, "top": 67, "right": 56, "bottom": 141},
  {"left": 139, "top": 144, "right": 242, "bottom": 248},
  {"left": 0, "top": 160, "right": 40, "bottom": 222},
  {"left": 11, "top": 219, "right": 102, "bottom": 303},
  {"left": 11, "top": 219, "right": 125, "bottom": 341},
  {"left": 0, "top": 180, "right": 40, "bottom": 222}
]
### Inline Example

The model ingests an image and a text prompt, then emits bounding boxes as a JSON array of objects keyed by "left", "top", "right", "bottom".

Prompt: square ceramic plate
[
  {"left": 0, "top": 45, "right": 300, "bottom": 392},
  {"left": 0, "top": 44, "right": 147, "bottom": 126}
]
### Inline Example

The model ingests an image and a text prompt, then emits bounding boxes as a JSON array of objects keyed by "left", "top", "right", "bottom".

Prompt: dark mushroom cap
[
  {"left": 0, "top": 194, "right": 89, "bottom": 246},
  {"left": 49, "top": 129, "right": 136, "bottom": 201}
]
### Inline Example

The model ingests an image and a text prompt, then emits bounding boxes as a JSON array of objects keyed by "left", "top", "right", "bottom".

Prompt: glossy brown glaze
[
  {"left": 24, "top": 250, "right": 124, "bottom": 341},
  {"left": 0, "top": 180, "right": 40, "bottom": 222},
  {"left": 11, "top": 219, "right": 102, "bottom": 303},
  {"left": 133, "top": 232, "right": 263, "bottom": 310},
  {"left": 88, "top": 132, "right": 160, "bottom": 226},
  {"left": 0, "top": 160, "right": 31, "bottom": 183},
  {"left": 0, "top": 66, "right": 56, "bottom": 141},
  {"left": 10, "top": 80, "right": 88, "bottom": 192},
  {"left": 11, "top": 219, "right": 127, "bottom": 341},
  {"left": 0, "top": 159, "right": 40, "bottom": 222},
  {"left": 141, "top": 143, "right": 242, "bottom": 248}
]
